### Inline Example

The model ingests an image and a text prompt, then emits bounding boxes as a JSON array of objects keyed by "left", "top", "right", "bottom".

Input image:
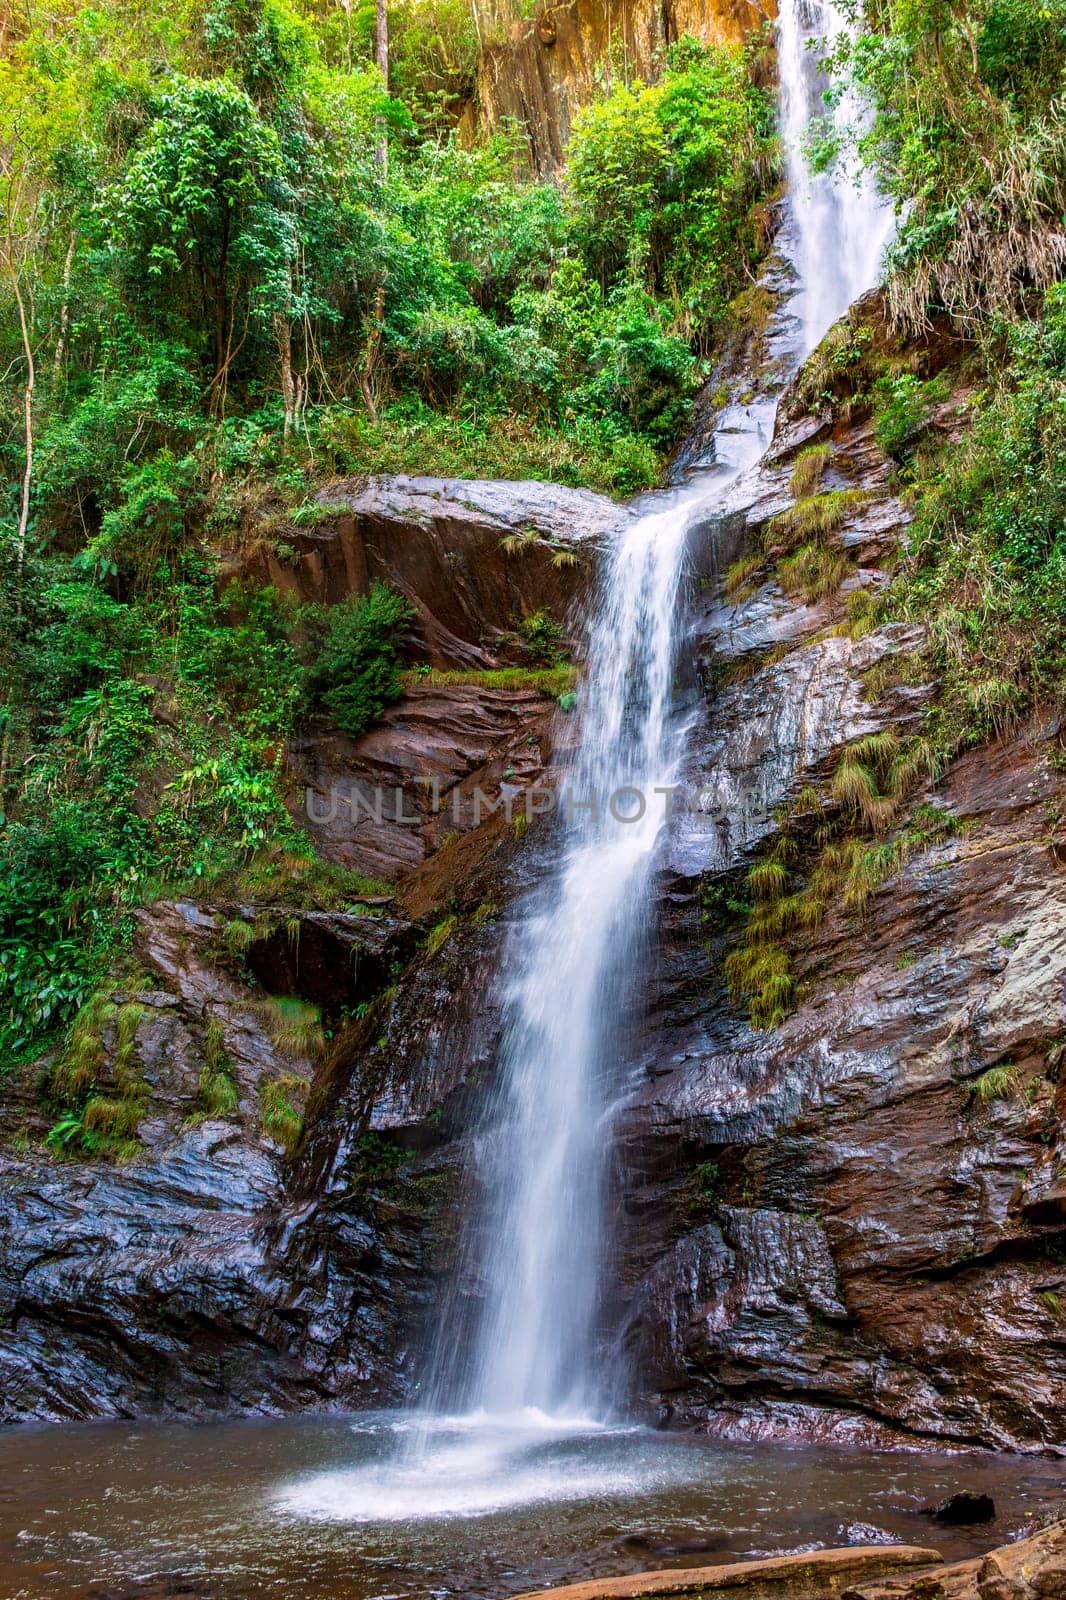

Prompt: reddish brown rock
[
  {"left": 239, "top": 474, "right": 617, "bottom": 668},
  {"left": 290, "top": 678, "right": 562, "bottom": 881}
]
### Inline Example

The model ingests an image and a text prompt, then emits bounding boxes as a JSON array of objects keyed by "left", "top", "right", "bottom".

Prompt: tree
[{"left": 110, "top": 76, "right": 287, "bottom": 410}]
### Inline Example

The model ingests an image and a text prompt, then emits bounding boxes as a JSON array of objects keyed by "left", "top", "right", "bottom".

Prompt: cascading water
[
  {"left": 452, "top": 437, "right": 773, "bottom": 1424},
  {"left": 277, "top": 0, "right": 896, "bottom": 1524},
  {"left": 778, "top": 0, "right": 896, "bottom": 350},
  {"left": 441, "top": 0, "right": 897, "bottom": 1432}
]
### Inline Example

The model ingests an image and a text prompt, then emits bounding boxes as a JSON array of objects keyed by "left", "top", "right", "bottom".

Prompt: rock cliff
[{"left": 3, "top": 301, "right": 1066, "bottom": 1454}]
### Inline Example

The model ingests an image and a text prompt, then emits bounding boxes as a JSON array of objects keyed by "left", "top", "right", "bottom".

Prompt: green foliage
[
  {"left": 198, "top": 1016, "right": 239, "bottom": 1115},
  {"left": 306, "top": 582, "right": 413, "bottom": 737},
  {"left": 790, "top": 444, "right": 831, "bottom": 498},
  {"left": 833, "top": 0, "right": 1066, "bottom": 332},
  {"left": 516, "top": 609, "right": 566, "bottom": 667},
  {"left": 257, "top": 996, "right": 325, "bottom": 1060},
  {"left": 970, "top": 1062, "right": 1018, "bottom": 1104},
  {"left": 889, "top": 282, "right": 1066, "bottom": 745},
  {"left": 681, "top": 1159, "right": 721, "bottom": 1221},
  {"left": 567, "top": 38, "right": 776, "bottom": 351},
  {"left": 872, "top": 373, "right": 948, "bottom": 460},
  {"left": 723, "top": 730, "right": 944, "bottom": 1030},
  {"left": 44, "top": 990, "right": 148, "bottom": 1158},
  {"left": 318, "top": 398, "right": 659, "bottom": 495},
  {"left": 404, "top": 664, "right": 575, "bottom": 695},
  {"left": 351, "top": 1129, "right": 407, "bottom": 1194},
  {"left": 259, "top": 1070, "right": 310, "bottom": 1153},
  {"left": 767, "top": 490, "right": 868, "bottom": 553},
  {"left": 0, "top": 0, "right": 777, "bottom": 1079}
]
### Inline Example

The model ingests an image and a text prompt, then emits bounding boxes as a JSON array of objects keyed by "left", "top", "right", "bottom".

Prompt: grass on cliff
[
  {"left": 45, "top": 991, "right": 149, "bottom": 1159},
  {"left": 259, "top": 1073, "right": 311, "bottom": 1156},
  {"left": 886, "top": 286, "right": 1066, "bottom": 747},
  {"left": 404, "top": 665, "right": 577, "bottom": 696},
  {"left": 319, "top": 403, "right": 660, "bottom": 499},
  {"left": 722, "top": 741, "right": 954, "bottom": 1031},
  {"left": 198, "top": 1018, "right": 240, "bottom": 1119}
]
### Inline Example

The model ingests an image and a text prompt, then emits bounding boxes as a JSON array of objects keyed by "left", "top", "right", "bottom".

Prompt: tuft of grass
[
  {"left": 49, "top": 989, "right": 113, "bottom": 1102},
  {"left": 724, "top": 553, "right": 765, "bottom": 599},
  {"left": 724, "top": 940, "right": 796, "bottom": 1030},
  {"left": 747, "top": 858, "right": 790, "bottom": 901},
  {"left": 970, "top": 1063, "right": 1018, "bottom": 1104},
  {"left": 193, "top": 850, "right": 393, "bottom": 911},
  {"left": 222, "top": 918, "right": 255, "bottom": 956},
  {"left": 766, "top": 489, "right": 868, "bottom": 553},
  {"left": 793, "top": 784, "right": 824, "bottom": 816},
  {"left": 789, "top": 443, "right": 831, "bottom": 498},
  {"left": 402, "top": 665, "right": 577, "bottom": 696},
  {"left": 500, "top": 528, "right": 538, "bottom": 557},
  {"left": 778, "top": 543, "right": 851, "bottom": 603},
  {"left": 198, "top": 1017, "right": 239, "bottom": 1117},
  {"left": 46, "top": 993, "right": 148, "bottom": 1159},
  {"left": 842, "top": 586, "right": 880, "bottom": 639},
  {"left": 260, "top": 1073, "right": 310, "bottom": 1155},
  {"left": 257, "top": 996, "right": 326, "bottom": 1061},
  {"left": 81, "top": 1093, "right": 143, "bottom": 1141},
  {"left": 425, "top": 914, "right": 459, "bottom": 958},
  {"left": 863, "top": 648, "right": 930, "bottom": 701}
]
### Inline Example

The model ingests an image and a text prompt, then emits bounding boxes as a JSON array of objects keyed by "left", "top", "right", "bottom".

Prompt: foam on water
[{"left": 275, "top": 1419, "right": 680, "bottom": 1523}]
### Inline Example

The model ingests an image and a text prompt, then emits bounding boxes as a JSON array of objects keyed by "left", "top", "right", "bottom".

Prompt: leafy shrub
[
  {"left": 836, "top": 0, "right": 1066, "bottom": 332},
  {"left": 891, "top": 282, "right": 1066, "bottom": 742},
  {"left": 872, "top": 373, "right": 948, "bottom": 460},
  {"left": 305, "top": 582, "right": 414, "bottom": 738}
]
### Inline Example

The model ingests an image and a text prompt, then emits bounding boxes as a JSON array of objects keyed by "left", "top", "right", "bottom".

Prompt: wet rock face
[
  {"left": 5, "top": 321, "right": 1066, "bottom": 1449},
  {"left": 616, "top": 377, "right": 1066, "bottom": 1452},
  {"left": 291, "top": 679, "right": 559, "bottom": 882},
  {"left": 0, "top": 897, "right": 440, "bottom": 1421}
]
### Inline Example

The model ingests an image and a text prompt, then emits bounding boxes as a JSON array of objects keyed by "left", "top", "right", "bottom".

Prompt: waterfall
[
  {"left": 430, "top": 0, "right": 896, "bottom": 1428},
  {"left": 451, "top": 455, "right": 769, "bottom": 1421},
  {"left": 272, "top": 0, "right": 897, "bottom": 1527},
  {"left": 778, "top": 0, "right": 896, "bottom": 349}
]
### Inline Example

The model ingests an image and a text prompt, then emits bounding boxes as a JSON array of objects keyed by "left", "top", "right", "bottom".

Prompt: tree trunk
[
  {"left": 376, "top": 0, "right": 389, "bottom": 175},
  {"left": 53, "top": 230, "right": 76, "bottom": 383},
  {"left": 4, "top": 252, "right": 35, "bottom": 590},
  {"left": 276, "top": 310, "right": 296, "bottom": 439},
  {"left": 360, "top": 279, "right": 385, "bottom": 422}
]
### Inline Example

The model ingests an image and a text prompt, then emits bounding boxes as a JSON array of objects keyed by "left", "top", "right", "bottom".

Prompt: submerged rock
[{"left": 926, "top": 1494, "right": 996, "bottom": 1526}]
